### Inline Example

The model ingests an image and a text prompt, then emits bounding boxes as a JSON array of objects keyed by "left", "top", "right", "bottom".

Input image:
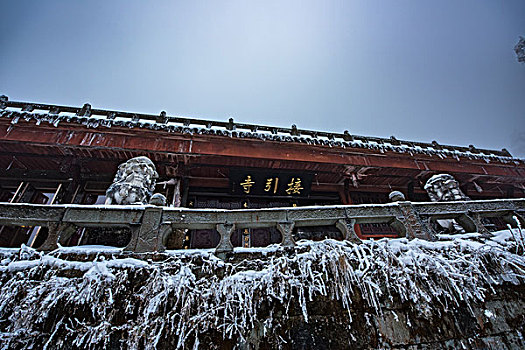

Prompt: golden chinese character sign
[
  {"left": 230, "top": 169, "right": 312, "bottom": 197},
  {"left": 239, "top": 175, "right": 255, "bottom": 194}
]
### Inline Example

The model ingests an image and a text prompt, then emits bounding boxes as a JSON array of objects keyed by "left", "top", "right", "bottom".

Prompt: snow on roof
[{"left": 1, "top": 100, "right": 521, "bottom": 164}]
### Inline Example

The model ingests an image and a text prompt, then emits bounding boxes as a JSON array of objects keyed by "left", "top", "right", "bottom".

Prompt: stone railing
[{"left": 0, "top": 199, "right": 524, "bottom": 255}]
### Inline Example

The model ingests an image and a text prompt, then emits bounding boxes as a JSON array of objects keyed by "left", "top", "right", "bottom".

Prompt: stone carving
[
  {"left": 389, "top": 191, "right": 406, "bottom": 202},
  {"left": 149, "top": 193, "right": 167, "bottom": 206},
  {"left": 105, "top": 156, "right": 159, "bottom": 205},
  {"left": 424, "top": 174, "right": 469, "bottom": 202},
  {"left": 424, "top": 174, "right": 469, "bottom": 232}
]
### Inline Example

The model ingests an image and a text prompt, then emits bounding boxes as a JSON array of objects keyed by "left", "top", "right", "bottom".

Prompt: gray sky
[{"left": 1, "top": 0, "right": 524, "bottom": 157}]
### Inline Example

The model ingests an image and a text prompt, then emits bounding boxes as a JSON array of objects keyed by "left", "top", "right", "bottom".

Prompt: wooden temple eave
[
  {"left": 0, "top": 148, "right": 523, "bottom": 200},
  {"left": 1, "top": 99, "right": 514, "bottom": 156},
  {"left": 1, "top": 118, "right": 524, "bottom": 200},
  {"left": 2, "top": 99, "right": 525, "bottom": 248},
  {"left": 1, "top": 120, "right": 524, "bottom": 180}
]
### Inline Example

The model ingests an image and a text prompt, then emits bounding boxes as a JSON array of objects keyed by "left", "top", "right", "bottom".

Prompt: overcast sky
[{"left": 1, "top": 1, "right": 524, "bottom": 157}]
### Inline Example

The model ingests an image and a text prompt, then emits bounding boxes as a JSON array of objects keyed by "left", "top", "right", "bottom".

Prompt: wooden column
[{"left": 172, "top": 178, "right": 181, "bottom": 207}]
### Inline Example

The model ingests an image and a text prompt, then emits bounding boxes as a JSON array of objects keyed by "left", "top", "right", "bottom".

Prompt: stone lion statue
[
  {"left": 424, "top": 174, "right": 469, "bottom": 232},
  {"left": 424, "top": 174, "right": 469, "bottom": 202},
  {"left": 105, "top": 156, "right": 159, "bottom": 205}
]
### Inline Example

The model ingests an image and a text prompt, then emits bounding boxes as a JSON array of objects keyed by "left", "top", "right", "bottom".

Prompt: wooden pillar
[
  {"left": 338, "top": 179, "right": 349, "bottom": 206},
  {"left": 181, "top": 178, "right": 190, "bottom": 207},
  {"left": 172, "top": 178, "right": 182, "bottom": 207},
  {"left": 407, "top": 181, "right": 414, "bottom": 201},
  {"left": 61, "top": 164, "right": 81, "bottom": 204}
]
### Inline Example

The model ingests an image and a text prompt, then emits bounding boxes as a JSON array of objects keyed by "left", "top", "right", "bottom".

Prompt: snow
[
  {"left": 56, "top": 245, "right": 123, "bottom": 254},
  {"left": 84, "top": 259, "right": 116, "bottom": 282},
  {"left": 1, "top": 255, "right": 91, "bottom": 273},
  {"left": 1, "top": 108, "right": 521, "bottom": 163},
  {"left": 165, "top": 248, "right": 215, "bottom": 256},
  {"left": 233, "top": 245, "right": 282, "bottom": 254},
  {"left": 106, "top": 257, "right": 149, "bottom": 268},
  {"left": 0, "top": 248, "right": 21, "bottom": 254},
  {"left": 438, "top": 232, "right": 481, "bottom": 240},
  {"left": 490, "top": 229, "right": 514, "bottom": 243},
  {"left": 0, "top": 228, "right": 524, "bottom": 348}
]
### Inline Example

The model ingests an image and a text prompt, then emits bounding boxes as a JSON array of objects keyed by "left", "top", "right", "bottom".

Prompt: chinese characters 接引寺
[
  {"left": 264, "top": 177, "right": 279, "bottom": 194},
  {"left": 240, "top": 175, "right": 255, "bottom": 194},
  {"left": 286, "top": 178, "right": 303, "bottom": 195}
]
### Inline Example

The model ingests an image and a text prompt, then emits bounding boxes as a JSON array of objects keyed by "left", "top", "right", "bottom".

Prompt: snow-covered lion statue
[
  {"left": 424, "top": 174, "right": 470, "bottom": 202},
  {"left": 424, "top": 174, "right": 470, "bottom": 232},
  {"left": 105, "top": 156, "right": 159, "bottom": 205}
]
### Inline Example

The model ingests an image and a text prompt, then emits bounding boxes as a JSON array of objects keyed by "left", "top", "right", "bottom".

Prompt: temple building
[{"left": 1, "top": 95, "right": 524, "bottom": 249}]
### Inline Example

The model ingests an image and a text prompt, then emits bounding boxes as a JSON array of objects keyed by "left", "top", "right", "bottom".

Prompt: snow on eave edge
[{"left": 1, "top": 109, "right": 522, "bottom": 165}]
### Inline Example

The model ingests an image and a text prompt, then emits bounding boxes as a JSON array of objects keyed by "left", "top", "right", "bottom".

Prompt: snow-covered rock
[{"left": 0, "top": 229, "right": 524, "bottom": 349}]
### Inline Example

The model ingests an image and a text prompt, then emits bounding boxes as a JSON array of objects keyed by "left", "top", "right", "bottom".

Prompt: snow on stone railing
[
  {"left": 0, "top": 199, "right": 524, "bottom": 255},
  {"left": 0, "top": 96, "right": 520, "bottom": 163}
]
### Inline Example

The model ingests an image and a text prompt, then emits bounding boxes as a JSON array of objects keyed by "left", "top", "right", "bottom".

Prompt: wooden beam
[{"left": 1, "top": 122, "right": 524, "bottom": 179}]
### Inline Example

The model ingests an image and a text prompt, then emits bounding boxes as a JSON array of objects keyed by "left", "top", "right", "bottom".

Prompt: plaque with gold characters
[{"left": 230, "top": 169, "right": 312, "bottom": 197}]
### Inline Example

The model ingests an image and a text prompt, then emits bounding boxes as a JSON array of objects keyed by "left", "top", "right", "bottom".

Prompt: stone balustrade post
[
  {"left": 124, "top": 207, "right": 163, "bottom": 253},
  {"left": 456, "top": 212, "right": 492, "bottom": 237},
  {"left": 277, "top": 222, "right": 295, "bottom": 247},
  {"left": 155, "top": 224, "right": 173, "bottom": 252},
  {"left": 215, "top": 223, "right": 236, "bottom": 257},
  {"left": 38, "top": 222, "right": 76, "bottom": 251},
  {"left": 395, "top": 202, "right": 437, "bottom": 241},
  {"left": 335, "top": 218, "right": 361, "bottom": 243}
]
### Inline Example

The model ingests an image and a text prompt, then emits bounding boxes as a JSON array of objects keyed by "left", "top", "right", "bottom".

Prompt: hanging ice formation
[{"left": 0, "top": 228, "right": 524, "bottom": 349}]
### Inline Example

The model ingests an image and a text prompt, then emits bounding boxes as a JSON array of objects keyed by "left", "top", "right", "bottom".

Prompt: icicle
[{"left": 1, "top": 231, "right": 525, "bottom": 348}]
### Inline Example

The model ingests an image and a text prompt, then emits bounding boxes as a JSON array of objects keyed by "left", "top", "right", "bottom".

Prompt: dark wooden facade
[{"left": 1, "top": 96, "right": 524, "bottom": 248}]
